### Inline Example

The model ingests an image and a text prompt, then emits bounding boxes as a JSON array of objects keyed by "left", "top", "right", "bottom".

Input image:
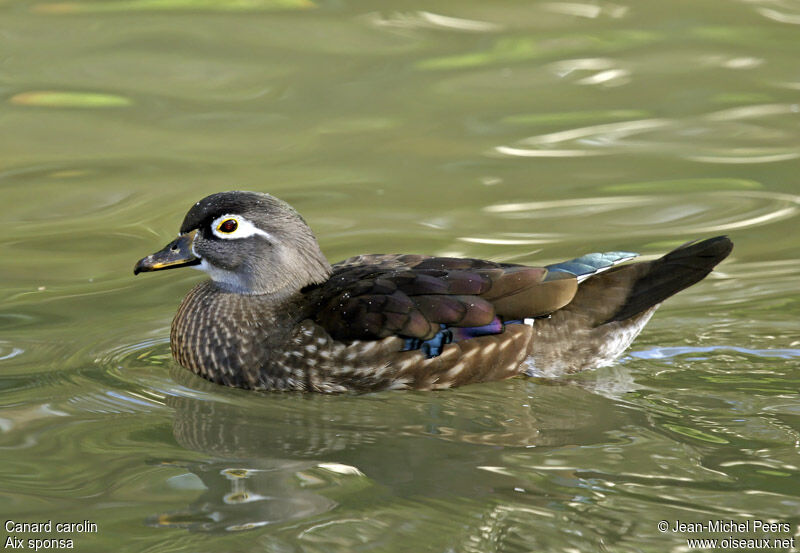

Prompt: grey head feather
[{"left": 183, "top": 191, "right": 332, "bottom": 295}]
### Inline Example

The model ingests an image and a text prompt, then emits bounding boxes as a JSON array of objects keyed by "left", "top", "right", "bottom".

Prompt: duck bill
[{"left": 134, "top": 229, "right": 200, "bottom": 275}]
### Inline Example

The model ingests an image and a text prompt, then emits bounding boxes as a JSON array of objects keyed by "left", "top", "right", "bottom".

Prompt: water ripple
[
  {"left": 365, "top": 11, "right": 503, "bottom": 32},
  {"left": 548, "top": 57, "right": 631, "bottom": 87},
  {"left": 493, "top": 104, "right": 800, "bottom": 163},
  {"left": 0, "top": 336, "right": 177, "bottom": 417},
  {"left": 751, "top": 1, "right": 800, "bottom": 24},
  {"left": 542, "top": 1, "right": 629, "bottom": 19},
  {"left": 0, "top": 343, "right": 25, "bottom": 362},
  {"left": 686, "top": 151, "right": 800, "bottom": 164},
  {"left": 483, "top": 190, "right": 799, "bottom": 237},
  {"left": 631, "top": 345, "right": 800, "bottom": 361}
]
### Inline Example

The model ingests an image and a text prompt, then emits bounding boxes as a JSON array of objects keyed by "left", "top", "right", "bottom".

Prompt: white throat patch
[{"left": 192, "top": 259, "right": 252, "bottom": 293}]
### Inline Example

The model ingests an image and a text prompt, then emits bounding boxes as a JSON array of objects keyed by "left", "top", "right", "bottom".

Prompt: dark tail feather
[{"left": 605, "top": 235, "right": 733, "bottom": 323}]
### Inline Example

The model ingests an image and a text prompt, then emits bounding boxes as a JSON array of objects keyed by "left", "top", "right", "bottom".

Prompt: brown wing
[{"left": 308, "top": 255, "right": 579, "bottom": 341}]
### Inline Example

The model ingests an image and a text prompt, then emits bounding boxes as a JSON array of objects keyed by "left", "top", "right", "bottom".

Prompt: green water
[{"left": 2, "top": 0, "right": 800, "bottom": 551}]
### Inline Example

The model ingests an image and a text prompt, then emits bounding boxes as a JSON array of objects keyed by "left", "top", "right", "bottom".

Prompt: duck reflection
[
  {"left": 148, "top": 459, "right": 337, "bottom": 532},
  {"left": 150, "top": 365, "right": 635, "bottom": 532}
]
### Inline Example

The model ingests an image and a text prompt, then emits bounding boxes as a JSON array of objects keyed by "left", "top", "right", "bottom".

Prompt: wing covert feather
[{"left": 310, "top": 255, "right": 577, "bottom": 341}]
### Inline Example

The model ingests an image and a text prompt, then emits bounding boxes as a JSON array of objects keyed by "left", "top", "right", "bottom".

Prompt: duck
[{"left": 134, "top": 191, "right": 732, "bottom": 393}]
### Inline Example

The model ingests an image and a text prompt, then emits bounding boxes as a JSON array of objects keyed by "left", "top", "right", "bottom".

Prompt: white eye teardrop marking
[{"left": 210, "top": 214, "right": 273, "bottom": 241}]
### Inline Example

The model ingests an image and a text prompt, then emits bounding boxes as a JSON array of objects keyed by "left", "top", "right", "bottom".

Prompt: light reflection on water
[
  {"left": 494, "top": 105, "right": 800, "bottom": 162},
  {"left": 631, "top": 345, "right": 800, "bottom": 361},
  {"left": 471, "top": 190, "right": 800, "bottom": 253}
]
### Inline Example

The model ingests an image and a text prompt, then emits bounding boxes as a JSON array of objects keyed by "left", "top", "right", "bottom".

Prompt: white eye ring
[{"left": 210, "top": 214, "right": 272, "bottom": 241}]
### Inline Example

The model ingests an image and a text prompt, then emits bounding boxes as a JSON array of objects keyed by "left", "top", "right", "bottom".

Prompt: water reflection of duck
[
  {"left": 135, "top": 191, "right": 732, "bottom": 392},
  {"left": 152, "top": 369, "right": 630, "bottom": 532}
]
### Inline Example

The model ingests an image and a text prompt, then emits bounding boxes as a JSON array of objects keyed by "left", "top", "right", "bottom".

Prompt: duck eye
[{"left": 217, "top": 219, "right": 238, "bottom": 233}]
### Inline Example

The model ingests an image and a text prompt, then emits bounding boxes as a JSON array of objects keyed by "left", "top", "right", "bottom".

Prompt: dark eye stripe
[{"left": 218, "top": 219, "right": 238, "bottom": 233}]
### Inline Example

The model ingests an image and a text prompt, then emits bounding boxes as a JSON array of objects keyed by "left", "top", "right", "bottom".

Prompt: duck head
[{"left": 134, "top": 191, "right": 332, "bottom": 295}]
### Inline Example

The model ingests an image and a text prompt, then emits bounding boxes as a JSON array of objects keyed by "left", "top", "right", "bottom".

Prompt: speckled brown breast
[{"left": 171, "top": 281, "right": 277, "bottom": 389}]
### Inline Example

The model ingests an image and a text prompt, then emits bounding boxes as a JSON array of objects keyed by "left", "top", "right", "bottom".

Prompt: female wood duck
[{"left": 134, "top": 191, "right": 732, "bottom": 393}]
